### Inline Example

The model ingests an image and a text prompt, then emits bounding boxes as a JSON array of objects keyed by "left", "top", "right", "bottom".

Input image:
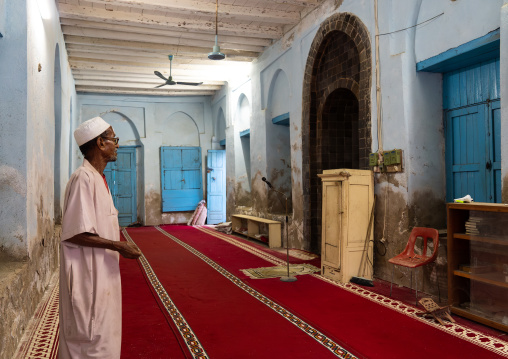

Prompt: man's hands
[
  {"left": 115, "top": 241, "right": 142, "bottom": 259},
  {"left": 66, "top": 233, "right": 142, "bottom": 259}
]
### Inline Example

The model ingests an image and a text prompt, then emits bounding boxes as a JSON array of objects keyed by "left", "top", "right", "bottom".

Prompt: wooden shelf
[
  {"left": 453, "top": 270, "right": 508, "bottom": 289},
  {"left": 454, "top": 233, "right": 508, "bottom": 246},
  {"left": 450, "top": 306, "right": 508, "bottom": 333},
  {"left": 447, "top": 202, "right": 508, "bottom": 332},
  {"left": 231, "top": 214, "right": 281, "bottom": 248},
  {"left": 447, "top": 202, "right": 508, "bottom": 212}
]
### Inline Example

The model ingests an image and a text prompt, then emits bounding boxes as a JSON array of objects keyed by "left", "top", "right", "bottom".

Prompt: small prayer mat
[
  {"left": 241, "top": 264, "right": 320, "bottom": 279},
  {"left": 272, "top": 248, "right": 319, "bottom": 260}
]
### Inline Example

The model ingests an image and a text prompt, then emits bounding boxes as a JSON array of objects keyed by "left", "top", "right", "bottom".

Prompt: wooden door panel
[{"left": 207, "top": 150, "right": 226, "bottom": 224}]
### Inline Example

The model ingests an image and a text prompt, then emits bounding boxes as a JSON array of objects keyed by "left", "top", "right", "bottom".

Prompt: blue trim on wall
[
  {"left": 416, "top": 29, "right": 500, "bottom": 73},
  {"left": 272, "top": 112, "right": 290, "bottom": 126},
  {"left": 219, "top": 139, "right": 226, "bottom": 146},
  {"left": 240, "top": 129, "right": 250, "bottom": 138}
]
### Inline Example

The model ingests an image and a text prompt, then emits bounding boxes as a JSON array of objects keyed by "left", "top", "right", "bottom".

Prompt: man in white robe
[{"left": 60, "top": 117, "right": 141, "bottom": 359}]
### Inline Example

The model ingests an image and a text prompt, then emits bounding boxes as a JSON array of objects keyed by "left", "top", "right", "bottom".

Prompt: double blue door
[
  {"left": 104, "top": 147, "right": 137, "bottom": 226},
  {"left": 444, "top": 59, "right": 501, "bottom": 203},
  {"left": 160, "top": 146, "right": 203, "bottom": 212}
]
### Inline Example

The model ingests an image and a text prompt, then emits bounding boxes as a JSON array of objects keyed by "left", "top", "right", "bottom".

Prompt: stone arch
[{"left": 302, "top": 12, "right": 372, "bottom": 253}]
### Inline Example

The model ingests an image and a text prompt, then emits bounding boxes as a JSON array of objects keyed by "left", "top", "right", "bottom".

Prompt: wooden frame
[
  {"left": 447, "top": 202, "right": 508, "bottom": 332},
  {"left": 231, "top": 214, "right": 281, "bottom": 248}
]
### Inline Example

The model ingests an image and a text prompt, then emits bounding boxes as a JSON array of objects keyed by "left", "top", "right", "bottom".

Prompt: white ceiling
[{"left": 56, "top": 0, "right": 322, "bottom": 96}]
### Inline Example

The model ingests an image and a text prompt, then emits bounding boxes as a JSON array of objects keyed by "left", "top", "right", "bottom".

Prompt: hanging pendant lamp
[{"left": 208, "top": 0, "right": 225, "bottom": 60}]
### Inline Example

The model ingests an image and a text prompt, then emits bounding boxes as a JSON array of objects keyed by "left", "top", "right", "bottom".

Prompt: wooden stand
[
  {"left": 231, "top": 214, "right": 281, "bottom": 248},
  {"left": 417, "top": 298, "right": 455, "bottom": 325},
  {"left": 447, "top": 202, "right": 508, "bottom": 332}
]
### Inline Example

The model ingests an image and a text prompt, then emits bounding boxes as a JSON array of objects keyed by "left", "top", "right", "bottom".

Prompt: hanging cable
[
  {"left": 215, "top": 0, "right": 218, "bottom": 36},
  {"left": 377, "top": 13, "right": 443, "bottom": 37}
]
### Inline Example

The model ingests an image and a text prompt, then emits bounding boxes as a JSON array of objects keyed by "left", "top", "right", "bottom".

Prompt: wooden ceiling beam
[
  {"left": 58, "top": 3, "right": 282, "bottom": 39},
  {"left": 65, "top": 43, "right": 253, "bottom": 62},
  {"left": 60, "top": 18, "right": 273, "bottom": 47},
  {"left": 68, "top": 56, "right": 248, "bottom": 72},
  {"left": 69, "top": 62, "right": 238, "bottom": 80},
  {"left": 75, "top": 80, "right": 221, "bottom": 91},
  {"left": 261, "top": 0, "right": 320, "bottom": 6},
  {"left": 67, "top": 50, "right": 249, "bottom": 68},
  {"left": 76, "top": 86, "right": 216, "bottom": 96},
  {"left": 64, "top": 35, "right": 258, "bottom": 59},
  {"left": 73, "top": 73, "right": 226, "bottom": 86},
  {"left": 61, "top": 25, "right": 265, "bottom": 53},
  {"left": 81, "top": 0, "right": 301, "bottom": 25}
]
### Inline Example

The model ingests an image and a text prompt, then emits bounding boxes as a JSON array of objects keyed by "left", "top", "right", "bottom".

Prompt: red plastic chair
[{"left": 388, "top": 227, "right": 439, "bottom": 305}]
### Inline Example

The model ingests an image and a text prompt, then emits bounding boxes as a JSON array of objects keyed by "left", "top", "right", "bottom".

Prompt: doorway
[
  {"left": 104, "top": 146, "right": 137, "bottom": 226},
  {"left": 444, "top": 59, "right": 501, "bottom": 203}
]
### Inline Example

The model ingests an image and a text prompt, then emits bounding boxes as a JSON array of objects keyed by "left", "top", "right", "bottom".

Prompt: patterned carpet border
[
  {"left": 123, "top": 229, "right": 209, "bottom": 359},
  {"left": 195, "top": 226, "right": 508, "bottom": 357},
  {"left": 14, "top": 275, "right": 59, "bottom": 359},
  {"left": 156, "top": 226, "right": 357, "bottom": 359}
]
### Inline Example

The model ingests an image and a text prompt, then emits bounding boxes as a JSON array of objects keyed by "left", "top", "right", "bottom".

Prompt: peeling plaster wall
[
  {"left": 76, "top": 94, "right": 214, "bottom": 225},
  {"left": 1, "top": 0, "right": 76, "bottom": 357},
  {"left": 27, "top": 0, "right": 76, "bottom": 255},
  {"left": 0, "top": 0, "right": 28, "bottom": 260}
]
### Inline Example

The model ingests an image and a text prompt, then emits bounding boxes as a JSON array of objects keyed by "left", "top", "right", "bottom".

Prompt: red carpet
[
  {"left": 16, "top": 225, "right": 506, "bottom": 358},
  {"left": 123, "top": 226, "right": 349, "bottom": 358},
  {"left": 144, "top": 225, "right": 507, "bottom": 359},
  {"left": 120, "top": 240, "right": 188, "bottom": 359}
]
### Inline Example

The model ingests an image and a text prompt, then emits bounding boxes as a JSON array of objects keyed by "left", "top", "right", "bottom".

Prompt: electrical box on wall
[
  {"left": 369, "top": 153, "right": 378, "bottom": 166},
  {"left": 369, "top": 149, "right": 403, "bottom": 173}
]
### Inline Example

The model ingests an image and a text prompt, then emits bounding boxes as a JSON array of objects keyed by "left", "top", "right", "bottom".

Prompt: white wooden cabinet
[{"left": 318, "top": 169, "right": 374, "bottom": 283}]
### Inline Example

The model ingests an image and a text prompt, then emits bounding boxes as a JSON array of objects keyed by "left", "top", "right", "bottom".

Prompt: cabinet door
[{"left": 321, "top": 181, "right": 343, "bottom": 269}]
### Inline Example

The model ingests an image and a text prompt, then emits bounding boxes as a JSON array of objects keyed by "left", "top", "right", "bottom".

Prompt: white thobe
[{"left": 59, "top": 159, "right": 122, "bottom": 359}]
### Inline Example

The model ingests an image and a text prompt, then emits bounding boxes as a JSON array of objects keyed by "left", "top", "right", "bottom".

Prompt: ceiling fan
[{"left": 154, "top": 55, "right": 203, "bottom": 88}]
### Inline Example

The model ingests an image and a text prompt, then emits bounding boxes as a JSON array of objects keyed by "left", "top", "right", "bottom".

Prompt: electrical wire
[
  {"left": 377, "top": 13, "right": 444, "bottom": 37},
  {"left": 215, "top": 0, "right": 218, "bottom": 36}
]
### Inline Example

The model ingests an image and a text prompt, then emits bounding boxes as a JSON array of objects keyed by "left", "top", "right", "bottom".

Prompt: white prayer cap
[{"left": 74, "top": 117, "right": 111, "bottom": 146}]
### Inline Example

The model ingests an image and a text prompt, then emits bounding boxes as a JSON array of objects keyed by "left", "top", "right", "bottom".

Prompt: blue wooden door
[
  {"left": 206, "top": 150, "right": 226, "bottom": 224},
  {"left": 445, "top": 106, "right": 487, "bottom": 201},
  {"left": 161, "top": 146, "right": 203, "bottom": 212},
  {"left": 104, "top": 147, "right": 137, "bottom": 226},
  {"left": 489, "top": 100, "right": 501, "bottom": 203},
  {"left": 444, "top": 58, "right": 501, "bottom": 203}
]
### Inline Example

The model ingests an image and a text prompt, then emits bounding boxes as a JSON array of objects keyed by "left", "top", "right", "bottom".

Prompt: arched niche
[
  {"left": 216, "top": 107, "right": 226, "bottom": 148},
  {"left": 302, "top": 13, "right": 372, "bottom": 253},
  {"left": 266, "top": 69, "right": 292, "bottom": 214},
  {"left": 165, "top": 111, "right": 200, "bottom": 147},
  {"left": 234, "top": 94, "right": 252, "bottom": 205}
]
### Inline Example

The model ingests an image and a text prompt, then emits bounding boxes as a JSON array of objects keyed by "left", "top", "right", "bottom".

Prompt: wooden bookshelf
[{"left": 447, "top": 203, "right": 508, "bottom": 333}]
